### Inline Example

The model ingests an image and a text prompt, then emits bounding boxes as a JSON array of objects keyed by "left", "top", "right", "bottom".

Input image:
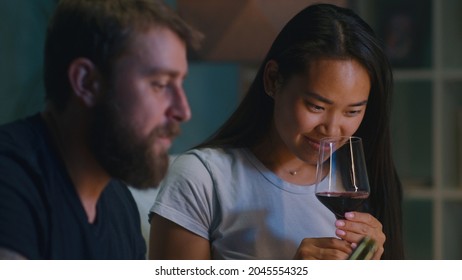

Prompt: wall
[
  {"left": 171, "top": 62, "right": 240, "bottom": 153},
  {"left": 0, "top": 0, "right": 56, "bottom": 125}
]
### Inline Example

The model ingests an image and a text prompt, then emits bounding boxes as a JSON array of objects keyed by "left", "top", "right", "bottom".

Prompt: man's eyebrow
[
  {"left": 304, "top": 92, "right": 368, "bottom": 106},
  {"left": 143, "top": 66, "right": 183, "bottom": 77}
]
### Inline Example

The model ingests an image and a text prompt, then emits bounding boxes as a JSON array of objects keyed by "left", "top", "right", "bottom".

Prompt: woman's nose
[{"left": 319, "top": 114, "right": 341, "bottom": 136}]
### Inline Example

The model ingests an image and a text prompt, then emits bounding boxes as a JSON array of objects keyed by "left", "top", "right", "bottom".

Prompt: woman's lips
[{"left": 305, "top": 136, "right": 321, "bottom": 150}]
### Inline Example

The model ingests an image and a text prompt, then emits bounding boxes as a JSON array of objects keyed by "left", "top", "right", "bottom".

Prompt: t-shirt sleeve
[
  {"left": 0, "top": 155, "right": 44, "bottom": 259},
  {"left": 150, "top": 152, "right": 215, "bottom": 240}
]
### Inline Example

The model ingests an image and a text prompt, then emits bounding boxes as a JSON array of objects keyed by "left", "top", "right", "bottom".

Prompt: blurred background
[{"left": 1, "top": 0, "right": 461, "bottom": 259}]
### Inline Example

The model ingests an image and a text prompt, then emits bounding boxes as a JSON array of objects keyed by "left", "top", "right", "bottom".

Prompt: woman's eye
[
  {"left": 346, "top": 109, "right": 362, "bottom": 117},
  {"left": 307, "top": 102, "right": 324, "bottom": 112}
]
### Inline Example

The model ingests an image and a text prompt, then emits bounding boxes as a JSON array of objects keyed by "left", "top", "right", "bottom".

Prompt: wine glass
[{"left": 315, "top": 136, "right": 370, "bottom": 220}]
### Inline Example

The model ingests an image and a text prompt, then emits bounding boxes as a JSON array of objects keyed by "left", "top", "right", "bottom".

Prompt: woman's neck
[{"left": 250, "top": 130, "right": 317, "bottom": 185}]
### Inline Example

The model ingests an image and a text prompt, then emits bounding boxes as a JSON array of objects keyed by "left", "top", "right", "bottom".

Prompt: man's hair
[{"left": 43, "top": 0, "right": 202, "bottom": 111}]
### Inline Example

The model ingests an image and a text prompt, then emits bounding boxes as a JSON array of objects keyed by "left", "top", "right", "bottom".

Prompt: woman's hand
[
  {"left": 334, "top": 212, "right": 385, "bottom": 260},
  {"left": 293, "top": 237, "right": 353, "bottom": 260}
]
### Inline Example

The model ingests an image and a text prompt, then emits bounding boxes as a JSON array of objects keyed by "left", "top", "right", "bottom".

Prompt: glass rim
[{"left": 319, "top": 136, "right": 362, "bottom": 143}]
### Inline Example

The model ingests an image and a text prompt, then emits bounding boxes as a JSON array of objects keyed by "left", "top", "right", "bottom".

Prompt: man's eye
[{"left": 151, "top": 82, "right": 167, "bottom": 89}]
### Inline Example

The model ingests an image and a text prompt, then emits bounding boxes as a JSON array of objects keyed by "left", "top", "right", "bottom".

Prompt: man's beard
[{"left": 89, "top": 97, "right": 179, "bottom": 189}]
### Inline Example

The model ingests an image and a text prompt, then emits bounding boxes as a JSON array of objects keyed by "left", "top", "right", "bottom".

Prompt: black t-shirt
[{"left": 0, "top": 114, "right": 146, "bottom": 259}]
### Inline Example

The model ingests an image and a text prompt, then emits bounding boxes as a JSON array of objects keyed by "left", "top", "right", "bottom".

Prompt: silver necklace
[{"left": 289, "top": 170, "right": 298, "bottom": 176}]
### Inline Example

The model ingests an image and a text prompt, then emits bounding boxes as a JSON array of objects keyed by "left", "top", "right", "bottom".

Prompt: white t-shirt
[{"left": 150, "top": 147, "right": 336, "bottom": 259}]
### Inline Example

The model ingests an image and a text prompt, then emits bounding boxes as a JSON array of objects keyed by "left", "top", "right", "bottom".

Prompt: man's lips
[{"left": 156, "top": 135, "right": 174, "bottom": 150}]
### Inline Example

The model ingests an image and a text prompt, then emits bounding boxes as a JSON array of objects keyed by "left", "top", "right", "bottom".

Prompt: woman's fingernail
[
  {"left": 336, "top": 229, "right": 346, "bottom": 236},
  {"left": 335, "top": 220, "right": 345, "bottom": 227},
  {"left": 345, "top": 212, "right": 354, "bottom": 219}
]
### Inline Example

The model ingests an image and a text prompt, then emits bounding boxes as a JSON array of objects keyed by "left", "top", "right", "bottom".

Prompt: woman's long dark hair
[{"left": 198, "top": 4, "right": 404, "bottom": 259}]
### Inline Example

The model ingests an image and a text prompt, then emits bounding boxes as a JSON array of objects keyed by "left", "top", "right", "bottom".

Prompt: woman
[{"left": 149, "top": 3, "right": 404, "bottom": 260}]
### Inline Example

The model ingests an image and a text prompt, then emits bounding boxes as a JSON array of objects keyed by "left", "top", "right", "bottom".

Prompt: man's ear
[
  {"left": 67, "top": 58, "right": 102, "bottom": 108},
  {"left": 263, "top": 60, "right": 281, "bottom": 98}
]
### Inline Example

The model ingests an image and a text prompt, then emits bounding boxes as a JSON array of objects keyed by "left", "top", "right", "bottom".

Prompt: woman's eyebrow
[
  {"left": 349, "top": 100, "right": 368, "bottom": 107},
  {"left": 304, "top": 92, "right": 334, "bottom": 104},
  {"left": 304, "top": 91, "right": 368, "bottom": 107}
]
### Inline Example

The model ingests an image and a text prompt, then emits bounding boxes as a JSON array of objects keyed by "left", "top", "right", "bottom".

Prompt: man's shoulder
[
  {"left": 0, "top": 113, "right": 56, "bottom": 191},
  {"left": 0, "top": 113, "right": 46, "bottom": 154}
]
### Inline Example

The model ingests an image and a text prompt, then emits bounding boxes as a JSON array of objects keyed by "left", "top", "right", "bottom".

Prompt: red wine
[{"left": 316, "top": 191, "right": 369, "bottom": 219}]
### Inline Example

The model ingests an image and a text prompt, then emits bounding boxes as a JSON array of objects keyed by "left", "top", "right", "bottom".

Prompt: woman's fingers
[{"left": 335, "top": 212, "right": 386, "bottom": 259}]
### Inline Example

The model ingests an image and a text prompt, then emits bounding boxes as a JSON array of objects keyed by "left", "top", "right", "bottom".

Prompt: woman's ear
[
  {"left": 263, "top": 60, "right": 280, "bottom": 98},
  {"left": 67, "top": 58, "right": 102, "bottom": 108}
]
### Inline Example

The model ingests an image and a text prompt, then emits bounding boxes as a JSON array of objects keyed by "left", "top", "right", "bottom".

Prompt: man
[{"left": 0, "top": 0, "right": 201, "bottom": 259}]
